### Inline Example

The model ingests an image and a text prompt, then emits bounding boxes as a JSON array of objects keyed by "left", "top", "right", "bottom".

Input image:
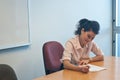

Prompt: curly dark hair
[{"left": 75, "top": 18, "right": 100, "bottom": 35}]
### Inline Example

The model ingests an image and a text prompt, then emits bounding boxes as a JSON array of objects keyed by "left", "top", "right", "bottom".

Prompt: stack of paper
[{"left": 87, "top": 64, "right": 106, "bottom": 72}]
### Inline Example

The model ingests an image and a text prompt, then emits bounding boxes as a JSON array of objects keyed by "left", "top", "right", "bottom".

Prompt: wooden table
[{"left": 34, "top": 56, "right": 120, "bottom": 80}]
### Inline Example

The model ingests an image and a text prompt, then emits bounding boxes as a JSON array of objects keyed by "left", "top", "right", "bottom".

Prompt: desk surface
[{"left": 34, "top": 56, "right": 120, "bottom": 80}]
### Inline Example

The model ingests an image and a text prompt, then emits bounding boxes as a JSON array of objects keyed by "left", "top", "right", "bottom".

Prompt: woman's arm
[
  {"left": 78, "top": 55, "right": 104, "bottom": 65},
  {"left": 63, "top": 60, "right": 89, "bottom": 73},
  {"left": 90, "top": 42, "right": 104, "bottom": 62},
  {"left": 89, "top": 55, "right": 104, "bottom": 62}
]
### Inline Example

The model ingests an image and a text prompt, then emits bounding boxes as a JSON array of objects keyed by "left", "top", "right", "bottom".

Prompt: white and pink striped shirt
[{"left": 61, "top": 35, "right": 104, "bottom": 65}]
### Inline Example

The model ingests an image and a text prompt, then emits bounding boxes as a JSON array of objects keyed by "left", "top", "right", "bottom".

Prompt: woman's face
[{"left": 80, "top": 29, "right": 96, "bottom": 46}]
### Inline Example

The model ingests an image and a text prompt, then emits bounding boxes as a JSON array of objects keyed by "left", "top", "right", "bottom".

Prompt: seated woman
[{"left": 61, "top": 18, "right": 104, "bottom": 73}]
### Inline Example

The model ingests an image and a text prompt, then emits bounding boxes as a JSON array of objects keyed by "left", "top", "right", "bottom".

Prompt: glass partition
[{"left": 116, "top": 33, "right": 120, "bottom": 56}]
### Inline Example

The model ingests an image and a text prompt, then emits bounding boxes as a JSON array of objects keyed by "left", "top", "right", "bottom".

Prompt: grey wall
[{"left": 0, "top": 0, "right": 112, "bottom": 80}]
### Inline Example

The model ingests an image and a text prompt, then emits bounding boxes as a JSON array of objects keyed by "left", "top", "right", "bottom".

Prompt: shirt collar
[{"left": 75, "top": 35, "right": 89, "bottom": 49}]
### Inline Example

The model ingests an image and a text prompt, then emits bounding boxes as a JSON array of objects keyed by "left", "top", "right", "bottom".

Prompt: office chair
[
  {"left": 0, "top": 64, "right": 17, "bottom": 80},
  {"left": 43, "top": 41, "right": 64, "bottom": 75}
]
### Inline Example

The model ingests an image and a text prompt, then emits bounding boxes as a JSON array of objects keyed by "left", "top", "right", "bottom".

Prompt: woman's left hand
[{"left": 78, "top": 59, "right": 90, "bottom": 65}]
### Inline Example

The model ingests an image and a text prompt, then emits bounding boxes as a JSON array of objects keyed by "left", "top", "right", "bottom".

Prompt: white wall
[{"left": 0, "top": 0, "right": 112, "bottom": 80}]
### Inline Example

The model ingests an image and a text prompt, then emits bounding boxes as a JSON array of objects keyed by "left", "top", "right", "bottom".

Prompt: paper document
[{"left": 88, "top": 64, "right": 106, "bottom": 72}]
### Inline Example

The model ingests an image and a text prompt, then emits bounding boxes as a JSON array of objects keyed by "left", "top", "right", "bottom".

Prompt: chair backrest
[
  {"left": 43, "top": 41, "right": 64, "bottom": 75},
  {"left": 0, "top": 64, "right": 17, "bottom": 80}
]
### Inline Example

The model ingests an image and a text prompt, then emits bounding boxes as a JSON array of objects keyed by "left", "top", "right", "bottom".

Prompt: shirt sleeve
[
  {"left": 60, "top": 41, "right": 73, "bottom": 62},
  {"left": 91, "top": 42, "right": 104, "bottom": 56}
]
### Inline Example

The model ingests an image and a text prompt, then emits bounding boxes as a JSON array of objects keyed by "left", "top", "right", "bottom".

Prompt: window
[{"left": 112, "top": 0, "right": 120, "bottom": 56}]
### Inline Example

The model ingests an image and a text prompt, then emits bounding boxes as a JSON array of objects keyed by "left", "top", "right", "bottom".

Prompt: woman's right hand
[{"left": 78, "top": 65, "right": 90, "bottom": 73}]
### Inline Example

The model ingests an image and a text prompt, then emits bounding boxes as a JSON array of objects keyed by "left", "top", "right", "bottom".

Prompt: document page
[{"left": 88, "top": 64, "right": 106, "bottom": 72}]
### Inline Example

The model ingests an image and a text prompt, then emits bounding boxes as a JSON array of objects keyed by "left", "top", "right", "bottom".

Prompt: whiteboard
[{"left": 0, "top": 0, "right": 30, "bottom": 50}]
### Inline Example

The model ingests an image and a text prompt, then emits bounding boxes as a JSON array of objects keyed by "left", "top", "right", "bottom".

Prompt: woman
[{"left": 61, "top": 18, "right": 104, "bottom": 73}]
